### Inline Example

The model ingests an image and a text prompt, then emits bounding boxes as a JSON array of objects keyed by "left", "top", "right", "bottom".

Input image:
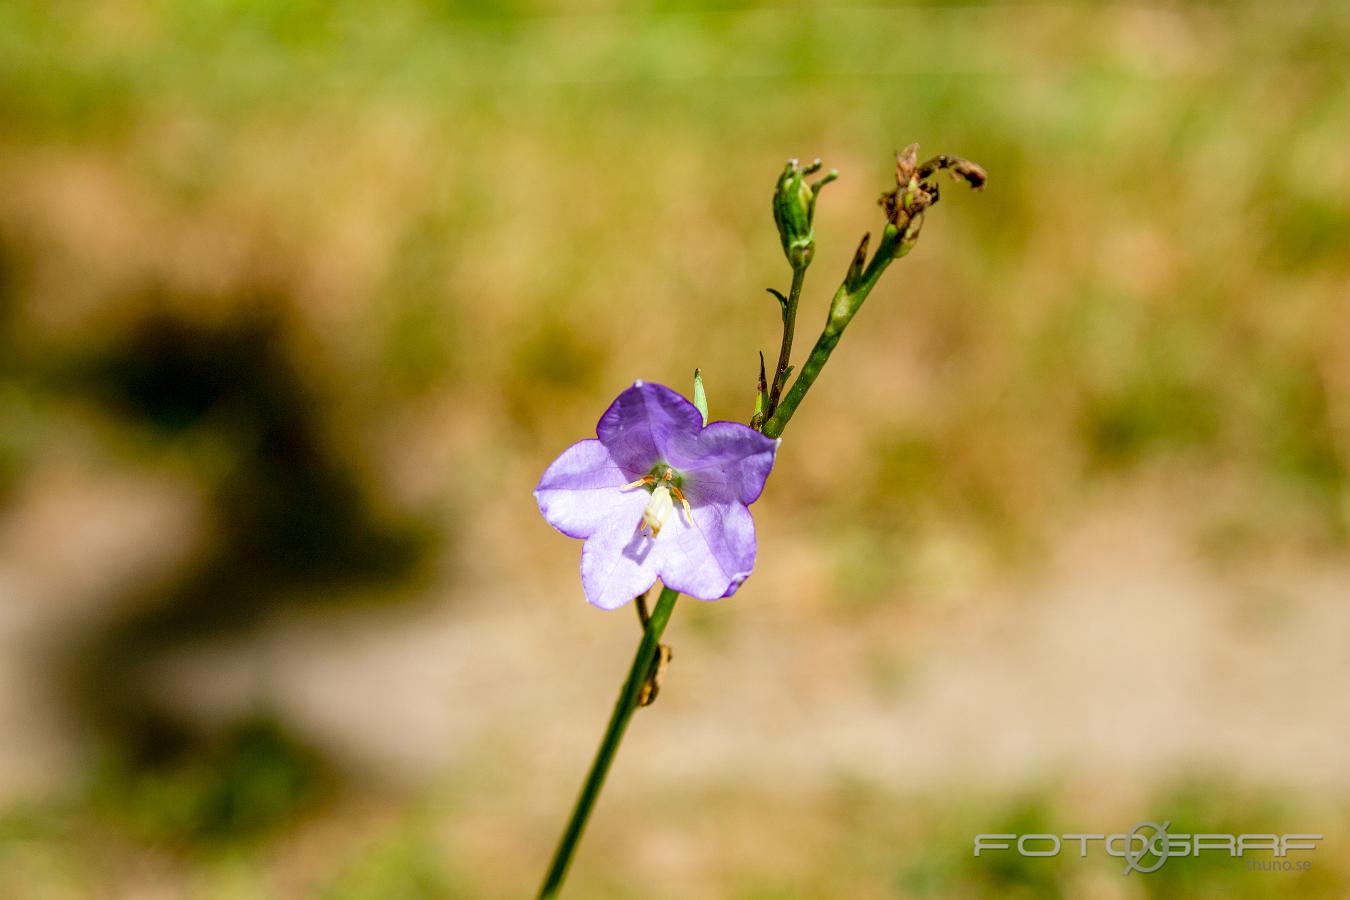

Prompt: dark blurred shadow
[{"left": 57, "top": 301, "right": 436, "bottom": 843}]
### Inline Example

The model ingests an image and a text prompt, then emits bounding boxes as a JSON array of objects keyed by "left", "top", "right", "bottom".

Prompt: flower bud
[{"left": 772, "top": 158, "right": 837, "bottom": 270}]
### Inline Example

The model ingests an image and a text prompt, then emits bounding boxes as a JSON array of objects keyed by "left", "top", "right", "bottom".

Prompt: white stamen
[{"left": 641, "top": 485, "right": 675, "bottom": 537}]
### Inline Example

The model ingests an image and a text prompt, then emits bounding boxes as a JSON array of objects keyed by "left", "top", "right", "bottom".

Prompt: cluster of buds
[
  {"left": 772, "top": 158, "right": 838, "bottom": 270},
  {"left": 875, "top": 144, "right": 987, "bottom": 266},
  {"left": 772, "top": 144, "right": 986, "bottom": 438}
]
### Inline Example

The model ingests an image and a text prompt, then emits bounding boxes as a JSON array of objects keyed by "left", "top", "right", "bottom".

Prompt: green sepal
[{"left": 692, "top": 368, "right": 709, "bottom": 426}]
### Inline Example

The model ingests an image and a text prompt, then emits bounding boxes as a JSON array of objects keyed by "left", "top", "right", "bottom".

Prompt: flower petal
[
  {"left": 669, "top": 421, "right": 779, "bottom": 506},
  {"left": 597, "top": 380, "right": 705, "bottom": 475},
  {"left": 534, "top": 439, "right": 631, "bottom": 539},
  {"left": 656, "top": 500, "right": 757, "bottom": 600},
  {"left": 580, "top": 489, "right": 662, "bottom": 609}
]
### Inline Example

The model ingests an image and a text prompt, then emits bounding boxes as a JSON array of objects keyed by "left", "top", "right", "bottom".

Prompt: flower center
[
  {"left": 641, "top": 463, "right": 682, "bottom": 491},
  {"left": 622, "top": 465, "right": 693, "bottom": 538}
]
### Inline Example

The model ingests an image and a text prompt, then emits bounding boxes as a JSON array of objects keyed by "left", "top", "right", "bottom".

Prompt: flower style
[{"left": 535, "top": 380, "right": 779, "bottom": 610}]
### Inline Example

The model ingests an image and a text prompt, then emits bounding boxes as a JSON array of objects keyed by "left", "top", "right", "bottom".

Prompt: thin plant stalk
[
  {"left": 537, "top": 587, "right": 679, "bottom": 899},
  {"left": 765, "top": 263, "right": 807, "bottom": 417}
]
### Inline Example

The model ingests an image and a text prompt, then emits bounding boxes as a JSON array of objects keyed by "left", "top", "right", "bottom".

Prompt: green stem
[
  {"left": 765, "top": 264, "right": 807, "bottom": 418},
  {"left": 537, "top": 587, "right": 679, "bottom": 899},
  {"left": 762, "top": 320, "right": 840, "bottom": 440},
  {"left": 762, "top": 226, "right": 914, "bottom": 439}
]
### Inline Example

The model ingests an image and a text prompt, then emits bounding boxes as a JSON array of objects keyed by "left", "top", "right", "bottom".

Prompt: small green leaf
[
  {"left": 750, "top": 352, "right": 768, "bottom": 430},
  {"left": 692, "top": 368, "right": 709, "bottom": 426}
]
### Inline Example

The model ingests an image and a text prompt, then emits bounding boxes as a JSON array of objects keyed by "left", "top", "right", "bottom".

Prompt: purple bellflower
[{"left": 535, "top": 380, "right": 779, "bottom": 610}]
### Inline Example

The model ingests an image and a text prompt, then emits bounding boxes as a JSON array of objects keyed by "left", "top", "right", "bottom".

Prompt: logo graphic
[
  {"left": 973, "top": 826, "right": 1321, "bottom": 876},
  {"left": 1121, "top": 820, "right": 1170, "bottom": 875}
]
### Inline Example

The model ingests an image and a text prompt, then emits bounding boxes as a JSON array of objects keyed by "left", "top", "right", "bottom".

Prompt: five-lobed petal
[{"left": 535, "top": 380, "right": 779, "bottom": 610}]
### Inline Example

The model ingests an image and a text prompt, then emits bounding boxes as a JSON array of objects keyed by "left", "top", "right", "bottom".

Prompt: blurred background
[{"left": 1, "top": 1, "right": 1348, "bottom": 897}]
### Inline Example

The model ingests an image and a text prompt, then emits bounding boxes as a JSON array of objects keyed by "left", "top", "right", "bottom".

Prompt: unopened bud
[{"left": 772, "top": 158, "right": 837, "bottom": 270}]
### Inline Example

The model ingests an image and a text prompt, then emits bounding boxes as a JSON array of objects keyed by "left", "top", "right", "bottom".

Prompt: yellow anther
[{"left": 669, "top": 485, "right": 693, "bottom": 527}]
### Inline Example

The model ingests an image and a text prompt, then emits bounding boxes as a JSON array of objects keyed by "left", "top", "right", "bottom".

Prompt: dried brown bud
[
  {"left": 895, "top": 143, "right": 919, "bottom": 185},
  {"left": 915, "top": 153, "right": 987, "bottom": 191},
  {"left": 949, "top": 158, "right": 988, "bottom": 191}
]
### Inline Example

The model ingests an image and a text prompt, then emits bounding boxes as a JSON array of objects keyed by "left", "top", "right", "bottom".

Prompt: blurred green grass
[
  {"left": 1, "top": 0, "right": 1348, "bottom": 896},
  {"left": 5, "top": 772, "right": 1343, "bottom": 899}
]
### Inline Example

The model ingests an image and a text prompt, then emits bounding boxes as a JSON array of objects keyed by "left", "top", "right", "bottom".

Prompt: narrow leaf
[
  {"left": 692, "top": 368, "right": 709, "bottom": 426},
  {"left": 751, "top": 351, "right": 768, "bottom": 430}
]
